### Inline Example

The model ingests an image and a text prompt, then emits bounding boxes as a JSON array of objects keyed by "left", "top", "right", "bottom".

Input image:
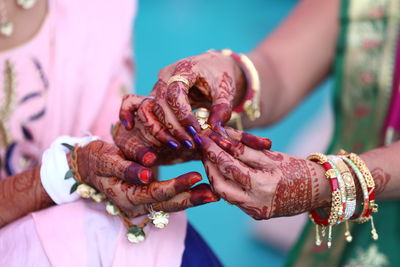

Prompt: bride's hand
[
  {"left": 119, "top": 51, "right": 246, "bottom": 149},
  {"left": 199, "top": 129, "right": 328, "bottom": 220},
  {"left": 75, "top": 140, "right": 218, "bottom": 217},
  {"left": 115, "top": 94, "right": 271, "bottom": 165}
]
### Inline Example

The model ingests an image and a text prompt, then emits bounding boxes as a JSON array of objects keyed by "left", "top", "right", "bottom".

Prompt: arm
[
  {"left": 0, "top": 167, "right": 53, "bottom": 228},
  {"left": 244, "top": 0, "right": 339, "bottom": 128},
  {"left": 0, "top": 140, "right": 217, "bottom": 228},
  {"left": 361, "top": 141, "right": 400, "bottom": 200},
  {"left": 119, "top": 0, "right": 340, "bottom": 149},
  {"left": 200, "top": 127, "right": 400, "bottom": 219}
]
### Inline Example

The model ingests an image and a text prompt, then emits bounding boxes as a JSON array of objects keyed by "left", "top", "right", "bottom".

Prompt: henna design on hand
[
  {"left": 272, "top": 158, "right": 312, "bottom": 217},
  {"left": 371, "top": 167, "right": 391, "bottom": 194}
]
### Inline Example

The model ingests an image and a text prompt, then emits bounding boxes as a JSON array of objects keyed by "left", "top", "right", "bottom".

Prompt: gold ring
[
  {"left": 167, "top": 75, "right": 190, "bottom": 87},
  {"left": 195, "top": 108, "right": 211, "bottom": 130}
]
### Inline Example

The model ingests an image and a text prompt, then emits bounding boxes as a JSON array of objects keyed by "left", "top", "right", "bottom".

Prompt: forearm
[
  {"left": 360, "top": 141, "right": 400, "bottom": 200},
  {"left": 0, "top": 166, "right": 54, "bottom": 227},
  {"left": 241, "top": 0, "right": 339, "bottom": 129},
  {"left": 309, "top": 140, "right": 400, "bottom": 211}
]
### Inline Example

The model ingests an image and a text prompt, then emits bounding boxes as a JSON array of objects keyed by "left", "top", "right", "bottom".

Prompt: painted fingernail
[
  {"left": 215, "top": 121, "right": 222, "bottom": 126},
  {"left": 168, "top": 141, "right": 179, "bottom": 150},
  {"left": 190, "top": 176, "right": 202, "bottom": 185},
  {"left": 183, "top": 140, "right": 193, "bottom": 149},
  {"left": 194, "top": 135, "right": 202, "bottom": 146},
  {"left": 122, "top": 120, "right": 128, "bottom": 128},
  {"left": 142, "top": 151, "right": 157, "bottom": 166},
  {"left": 139, "top": 169, "right": 152, "bottom": 183},
  {"left": 187, "top": 126, "right": 198, "bottom": 136}
]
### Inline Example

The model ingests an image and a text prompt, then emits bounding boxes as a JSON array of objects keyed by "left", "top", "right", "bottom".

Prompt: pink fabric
[{"left": 0, "top": 0, "right": 187, "bottom": 266}]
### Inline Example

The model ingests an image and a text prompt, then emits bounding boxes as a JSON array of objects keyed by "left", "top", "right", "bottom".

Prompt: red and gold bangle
[
  {"left": 218, "top": 49, "right": 261, "bottom": 121},
  {"left": 307, "top": 153, "right": 342, "bottom": 227},
  {"left": 326, "top": 158, "right": 347, "bottom": 223},
  {"left": 307, "top": 153, "right": 344, "bottom": 248},
  {"left": 339, "top": 151, "right": 378, "bottom": 220},
  {"left": 339, "top": 150, "right": 379, "bottom": 240}
]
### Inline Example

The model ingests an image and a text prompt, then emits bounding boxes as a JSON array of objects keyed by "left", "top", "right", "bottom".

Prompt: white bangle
[{"left": 40, "top": 135, "right": 99, "bottom": 205}]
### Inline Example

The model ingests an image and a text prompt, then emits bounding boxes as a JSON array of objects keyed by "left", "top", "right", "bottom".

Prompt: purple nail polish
[
  {"left": 122, "top": 120, "right": 128, "bottom": 128},
  {"left": 194, "top": 135, "right": 202, "bottom": 146},
  {"left": 183, "top": 140, "right": 193, "bottom": 149},
  {"left": 215, "top": 121, "right": 222, "bottom": 126},
  {"left": 220, "top": 127, "right": 229, "bottom": 137},
  {"left": 168, "top": 141, "right": 179, "bottom": 150},
  {"left": 187, "top": 126, "right": 198, "bottom": 136}
]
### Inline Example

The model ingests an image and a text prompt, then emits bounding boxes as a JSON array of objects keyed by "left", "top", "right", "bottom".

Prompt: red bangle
[
  {"left": 218, "top": 49, "right": 261, "bottom": 121},
  {"left": 307, "top": 153, "right": 342, "bottom": 227}
]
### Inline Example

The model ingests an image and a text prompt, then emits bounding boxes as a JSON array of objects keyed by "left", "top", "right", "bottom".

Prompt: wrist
[
  {"left": 231, "top": 57, "right": 247, "bottom": 108},
  {"left": 309, "top": 160, "right": 332, "bottom": 209}
]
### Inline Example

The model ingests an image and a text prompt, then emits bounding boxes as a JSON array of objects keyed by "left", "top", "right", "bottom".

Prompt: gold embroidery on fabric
[
  {"left": 346, "top": 244, "right": 389, "bottom": 267},
  {"left": 0, "top": 60, "right": 16, "bottom": 148},
  {"left": 332, "top": 0, "right": 400, "bottom": 153}
]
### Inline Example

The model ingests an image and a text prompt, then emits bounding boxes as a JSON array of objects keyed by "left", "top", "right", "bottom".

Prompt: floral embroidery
[{"left": 346, "top": 244, "right": 389, "bottom": 267}]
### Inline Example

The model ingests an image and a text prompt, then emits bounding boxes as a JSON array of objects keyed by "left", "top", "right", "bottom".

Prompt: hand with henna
[
  {"left": 119, "top": 51, "right": 247, "bottom": 150},
  {"left": 199, "top": 128, "right": 329, "bottom": 220},
  {"left": 74, "top": 140, "right": 219, "bottom": 217},
  {"left": 115, "top": 93, "right": 271, "bottom": 166}
]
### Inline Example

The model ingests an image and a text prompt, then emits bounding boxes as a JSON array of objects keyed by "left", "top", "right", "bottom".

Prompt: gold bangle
[{"left": 328, "top": 155, "right": 357, "bottom": 221}]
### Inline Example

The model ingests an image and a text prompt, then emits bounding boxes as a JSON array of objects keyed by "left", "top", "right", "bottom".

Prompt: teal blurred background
[{"left": 134, "top": 1, "right": 330, "bottom": 266}]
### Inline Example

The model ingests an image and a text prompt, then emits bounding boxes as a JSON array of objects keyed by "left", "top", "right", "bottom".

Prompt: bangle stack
[{"left": 307, "top": 150, "right": 379, "bottom": 248}]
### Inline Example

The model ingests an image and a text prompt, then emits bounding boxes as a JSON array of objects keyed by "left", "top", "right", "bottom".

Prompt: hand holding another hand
[{"left": 73, "top": 140, "right": 218, "bottom": 218}]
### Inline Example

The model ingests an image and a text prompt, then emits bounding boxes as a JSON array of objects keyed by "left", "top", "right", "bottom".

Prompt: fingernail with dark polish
[
  {"left": 187, "top": 126, "right": 198, "bottom": 136},
  {"left": 139, "top": 169, "right": 152, "bottom": 183},
  {"left": 168, "top": 141, "right": 179, "bottom": 150},
  {"left": 194, "top": 135, "right": 202, "bottom": 146},
  {"left": 122, "top": 120, "right": 128, "bottom": 128},
  {"left": 183, "top": 140, "right": 193, "bottom": 149},
  {"left": 215, "top": 121, "right": 222, "bottom": 126}
]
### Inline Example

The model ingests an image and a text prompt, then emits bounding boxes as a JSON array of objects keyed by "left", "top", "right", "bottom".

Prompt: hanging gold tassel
[
  {"left": 370, "top": 216, "right": 379, "bottom": 240},
  {"left": 344, "top": 221, "right": 353, "bottom": 242},
  {"left": 315, "top": 225, "right": 322, "bottom": 246},
  {"left": 327, "top": 226, "right": 333, "bottom": 248}
]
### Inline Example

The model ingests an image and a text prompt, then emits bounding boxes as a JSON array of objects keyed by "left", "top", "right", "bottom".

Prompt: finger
[
  {"left": 97, "top": 151, "right": 154, "bottom": 185},
  {"left": 208, "top": 72, "right": 235, "bottom": 127},
  {"left": 153, "top": 96, "right": 197, "bottom": 150},
  {"left": 113, "top": 125, "right": 158, "bottom": 167},
  {"left": 136, "top": 98, "right": 181, "bottom": 149},
  {"left": 119, "top": 95, "right": 148, "bottom": 130},
  {"left": 152, "top": 183, "right": 219, "bottom": 212},
  {"left": 164, "top": 79, "right": 205, "bottom": 147},
  {"left": 129, "top": 172, "right": 203, "bottom": 204},
  {"left": 225, "top": 126, "right": 272, "bottom": 150},
  {"left": 200, "top": 133, "right": 256, "bottom": 190},
  {"left": 166, "top": 79, "right": 200, "bottom": 131},
  {"left": 208, "top": 131, "right": 275, "bottom": 171},
  {"left": 203, "top": 157, "right": 249, "bottom": 202}
]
